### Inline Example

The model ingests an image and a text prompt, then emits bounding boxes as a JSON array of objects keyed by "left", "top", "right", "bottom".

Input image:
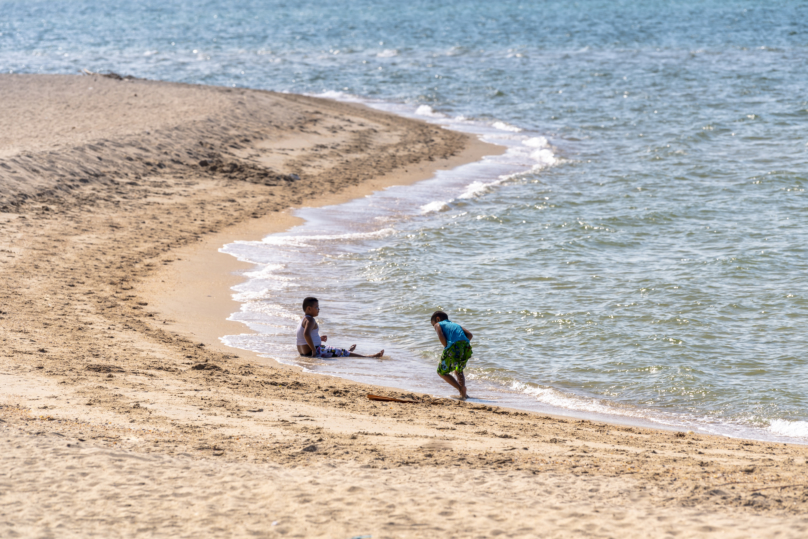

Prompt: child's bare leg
[
  {"left": 348, "top": 349, "right": 384, "bottom": 358},
  {"left": 455, "top": 372, "right": 467, "bottom": 399},
  {"left": 439, "top": 373, "right": 464, "bottom": 396}
]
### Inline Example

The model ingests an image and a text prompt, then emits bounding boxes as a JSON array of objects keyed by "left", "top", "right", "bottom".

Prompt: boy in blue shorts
[{"left": 431, "top": 310, "right": 473, "bottom": 399}]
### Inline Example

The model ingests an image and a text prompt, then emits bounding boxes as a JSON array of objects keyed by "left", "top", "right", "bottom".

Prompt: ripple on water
[{"left": 9, "top": 0, "right": 807, "bottom": 442}]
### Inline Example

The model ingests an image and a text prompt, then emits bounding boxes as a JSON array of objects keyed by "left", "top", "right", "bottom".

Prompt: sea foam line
[
  {"left": 418, "top": 136, "right": 559, "bottom": 214},
  {"left": 769, "top": 419, "right": 808, "bottom": 439}
]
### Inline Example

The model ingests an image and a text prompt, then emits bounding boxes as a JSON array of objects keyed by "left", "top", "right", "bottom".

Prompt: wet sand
[{"left": 1, "top": 74, "right": 807, "bottom": 538}]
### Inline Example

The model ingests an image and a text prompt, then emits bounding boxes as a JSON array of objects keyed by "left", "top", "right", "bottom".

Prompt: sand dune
[{"left": 1, "top": 74, "right": 807, "bottom": 538}]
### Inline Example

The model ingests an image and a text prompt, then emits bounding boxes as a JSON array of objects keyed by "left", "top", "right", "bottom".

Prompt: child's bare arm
[
  {"left": 462, "top": 326, "right": 473, "bottom": 340},
  {"left": 434, "top": 323, "right": 447, "bottom": 347}
]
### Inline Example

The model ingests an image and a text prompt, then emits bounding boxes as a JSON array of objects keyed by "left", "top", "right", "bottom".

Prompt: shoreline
[
  {"left": 182, "top": 97, "right": 799, "bottom": 446},
  {"left": 141, "top": 130, "right": 503, "bottom": 368},
  {"left": 2, "top": 74, "right": 807, "bottom": 537}
]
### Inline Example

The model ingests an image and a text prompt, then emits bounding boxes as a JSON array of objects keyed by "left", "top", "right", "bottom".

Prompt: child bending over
[
  {"left": 431, "top": 310, "right": 473, "bottom": 399},
  {"left": 296, "top": 297, "right": 384, "bottom": 358}
]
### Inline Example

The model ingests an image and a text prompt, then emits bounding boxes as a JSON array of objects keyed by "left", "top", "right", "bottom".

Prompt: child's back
[{"left": 438, "top": 319, "right": 469, "bottom": 350}]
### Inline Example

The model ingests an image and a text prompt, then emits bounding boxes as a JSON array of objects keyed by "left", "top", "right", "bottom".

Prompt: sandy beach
[{"left": 2, "top": 74, "right": 808, "bottom": 538}]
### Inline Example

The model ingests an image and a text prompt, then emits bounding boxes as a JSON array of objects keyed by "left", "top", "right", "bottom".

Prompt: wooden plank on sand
[{"left": 367, "top": 394, "right": 418, "bottom": 404}]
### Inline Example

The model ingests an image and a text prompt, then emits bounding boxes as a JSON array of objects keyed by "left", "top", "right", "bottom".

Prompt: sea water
[{"left": 4, "top": 0, "right": 808, "bottom": 442}]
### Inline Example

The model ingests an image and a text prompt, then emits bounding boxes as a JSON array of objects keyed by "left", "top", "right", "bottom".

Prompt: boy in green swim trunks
[{"left": 431, "top": 310, "right": 474, "bottom": 399}]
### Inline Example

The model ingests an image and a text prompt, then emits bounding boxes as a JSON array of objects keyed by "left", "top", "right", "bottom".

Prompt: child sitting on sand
[
  {"left": 431, "top": 310, "right": 473, "bottom": 399},
  {"left": 296, "top": 297, "right": 384, "bottom": 358}
]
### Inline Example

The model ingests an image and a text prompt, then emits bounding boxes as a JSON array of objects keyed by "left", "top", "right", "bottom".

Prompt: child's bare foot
[
  {"left": 460, "top": 387, "right": 468, "bottom": 399},
  {"left": 370, "top": 349, "right": 384, "bottom": 358},
  {"left": 348, "top": 344, "right": 357, "bottom": 352}
]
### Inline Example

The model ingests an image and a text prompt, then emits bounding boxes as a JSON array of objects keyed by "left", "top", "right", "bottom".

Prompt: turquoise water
[{"left": 5, "top": 0, "right": 808, "bottom": 441}]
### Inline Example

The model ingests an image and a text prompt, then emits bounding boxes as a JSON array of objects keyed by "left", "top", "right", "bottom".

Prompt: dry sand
[{"left": 1, "top": 74, "right": 807, "bottom": 538}]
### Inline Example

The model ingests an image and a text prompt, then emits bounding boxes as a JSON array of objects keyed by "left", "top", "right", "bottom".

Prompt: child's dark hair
[
  {"left": 302, "top": 297, "right": 319, "bottom": 311},
  {"left": 431, "top": 310, "right": 449, "bottom": 324}
]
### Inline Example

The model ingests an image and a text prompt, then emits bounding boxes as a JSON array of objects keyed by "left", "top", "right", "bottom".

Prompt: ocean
[{"left": 4, "top": 0, "right": 808, "bottom": 442}]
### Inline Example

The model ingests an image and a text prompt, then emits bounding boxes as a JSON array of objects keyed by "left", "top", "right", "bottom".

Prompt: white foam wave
[
  {"left": 509, "top": 380, "right": 808, "bottom": 441},
  {"left": 509, "top": 380, "right": 647, "bottom": 420},
  {"left": 415, "top": 105, "right": 444, "bottom": 118},
  {"left": 420, "top": 200, "right": 451, "bottom": 214},
  {"left": 530, "top": 148, "right": 557, "bottom": 168},
  {"left": 309, "top": 90, "right": 366, "bottom": 104},
  {"left": 221, "top": 334, "right": 296, "bottom": 355},
  {"left": 377, "top": 49, "right": 398, "bottom": 58},
  {"left": 232, "top": 288, "right": 276, "bottom": 302},
  {"left": 243, "top": 263, "right": 285, "bottom": 279},
  {"left": 216, "top": 246, "right": 272, "bottom": 266},
  {"left": 523, "top": 136, "right": 549, "bottom": 148},
  {"left": 259, "top": 227, "right": 396, "bottom": 246},
  {"left": 316, "top": 90, "right": 346, "bottom": 99},
  {"left": 459, "top": 178, "right": 507, "bottom": 199},
  {"left": 459, "top": 181, "right": 493, "bottom": 199},
  {"left": 239, "top": 301, "right": 301, "bottom": 320},
  {"left": 516, "top": 136, "right": 558, "bottom": 168},
  {"left": 768, "top": 419, "right": 808, "bottom": 439},
  {"left": 492, "top": 121, "right": 522, "bottom": 133}
]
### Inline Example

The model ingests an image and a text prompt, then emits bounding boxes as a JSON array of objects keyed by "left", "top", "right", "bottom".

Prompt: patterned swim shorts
[
  {"left": 437, "top": 341, "right": 472, "bottom": 375},
  {"left": 312, "top": 345, "right": 351, "bottom": 358}
]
